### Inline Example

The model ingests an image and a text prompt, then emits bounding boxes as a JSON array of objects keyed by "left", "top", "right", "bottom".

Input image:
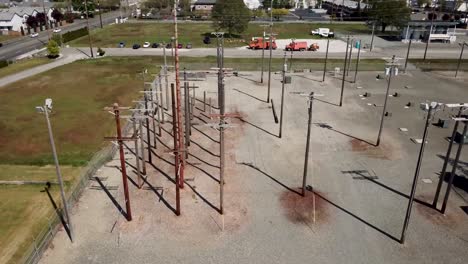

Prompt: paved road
[
  {"left": 0, "top": 11, "right": 120, "bottom": 61},
  {"left": 99, "top": 42, "right": 467, "bottom": 60}
]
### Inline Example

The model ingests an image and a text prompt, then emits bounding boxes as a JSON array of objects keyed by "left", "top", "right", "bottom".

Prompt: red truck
[
  {"left": 249, "top": 37, "right": 277, "bottom": 50},
  {"left": 285, "top": 41, "right": 308, "bottom": 51}
]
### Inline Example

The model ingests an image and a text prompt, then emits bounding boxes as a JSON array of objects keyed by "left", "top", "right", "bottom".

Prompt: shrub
[
  {"left": 97, "top": 47, "right": 105, "bottom": 56},
  {"left": 47, "top": 40, "right": 60, "bottom": 58}
]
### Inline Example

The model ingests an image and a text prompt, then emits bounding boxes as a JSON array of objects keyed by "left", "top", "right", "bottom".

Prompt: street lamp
[{"left": 36, "top": 98, "right": 74, "bottom": 242}]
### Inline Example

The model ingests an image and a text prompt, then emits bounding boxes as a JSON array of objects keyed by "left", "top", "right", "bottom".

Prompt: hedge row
[
  {"left": 62, "top": 27, "right": 88, "bottom": 43},
  {"left": 0, "top": 60, "right": 8, "bottom": 69}
]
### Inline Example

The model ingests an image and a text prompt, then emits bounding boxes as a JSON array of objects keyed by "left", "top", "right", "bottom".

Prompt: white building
[{"left": 0, "top": 7, "right": 55, "bottom": 34}]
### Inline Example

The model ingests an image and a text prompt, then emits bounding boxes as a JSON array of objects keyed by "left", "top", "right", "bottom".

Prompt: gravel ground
[{"left": 39, "top": 68, "right": 467, "bottom": 264}]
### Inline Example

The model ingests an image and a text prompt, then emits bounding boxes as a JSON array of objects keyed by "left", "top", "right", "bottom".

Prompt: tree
[
  {"left": 369, "top": 0, "right": 410, "bottom": 32},
  {"left": 417, "top": 0, "right": 430, "bottom": 7},
  {"left": 212, "top": 0, "right": 251, "bottom": 37},
  {"left": 72, "top": 0, "right": 96, "bottom": 16},
  {"left": 36, "top": 12, "right": 47, "bottom": 26},
  {"left": 52, "top": 9, "right": 64, "bottom": 22},
  {"left": 262, "top": 0, "right": 272, "bottom": 9},
  {"left": 47, "top": 40, "right": 60, "bottom": 58},
  {"left": 272, "top": 8, "right": 289, "bottom": 21},
  {"left": 26, "top": 15, "right": 38, "bottom": 31}
]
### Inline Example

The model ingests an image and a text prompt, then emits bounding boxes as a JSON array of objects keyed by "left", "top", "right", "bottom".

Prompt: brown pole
[
  {"left": 171, "top": 84, "right": 181, "bottom": 216},
  {"left": 139, "top": 119, "right": 147, "bottom": 175},
  {"left": 114, "top": 103, "right": 132, "bottom": 221},
  {"left": 173, "top": 3, "right": 184, "bottom": 189}
]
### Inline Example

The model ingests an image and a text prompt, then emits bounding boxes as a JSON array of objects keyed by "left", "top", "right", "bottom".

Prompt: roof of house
[{"left": 194, "top": 0, "right": 217, "bottom": 5}]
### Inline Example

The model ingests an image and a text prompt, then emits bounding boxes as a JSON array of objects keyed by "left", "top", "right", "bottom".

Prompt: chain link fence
[{"left": 20, "top": 121, "right": 134, "bottom": 264}]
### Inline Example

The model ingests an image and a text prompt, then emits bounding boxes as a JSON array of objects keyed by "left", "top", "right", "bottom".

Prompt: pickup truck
[
  {"left": 285, "top": 41, "right": 308, "bottom": 51},
  {"left": 311, "top": 28, "right": 334, "bottom": 38}
]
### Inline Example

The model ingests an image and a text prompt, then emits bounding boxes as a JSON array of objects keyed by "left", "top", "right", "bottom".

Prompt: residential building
[{"left": 0, "top": 6, "right": 55, "bottom": 35}]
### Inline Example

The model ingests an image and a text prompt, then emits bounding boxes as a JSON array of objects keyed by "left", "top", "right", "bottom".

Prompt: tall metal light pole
[
  {"left": 267, "top": 0, "right": 274, "bottom": 103},
  {"left": 455, "top": 42, "right": 467, "bottom": 78},
  {"left": 401, "top": 102, "right": 440, "bottom": 244},
  {"left": 404, "top": 39, "right": 412, "bottom": 73},
  {"left": 302, "top": 92, "right": 314, "bottom": 196},
  {"left": 260, "top": 24, "right": 269, "bottom": 83},
  {"left": 279, "top": 51, "right": 287, "bottom": 138},
  {"left": 376, "top": 55, "right": 397, "bottom": 146},
  {"left": 98, "top": 1, "right": 103, "bottom": 29},
  {"left": 84, "top": 0, "right": 94, "bottom": 58},
  {"left": 423, "top": 3, "right": 436, "bottom": 60},
  {"left": 339, "top": 36, "right": 350, "bottom": 107},
  {"left": 36, "top": 99, "right": 74, "bottom": 242},
  {"left": 322, "top": 38, "right": 330, "bottom": 82},
  {"left": 370, "top": 21, "right": 375, "bottom": 52},
  {"left": 353, "top": 39, "right": 361, "bottom": 83}
]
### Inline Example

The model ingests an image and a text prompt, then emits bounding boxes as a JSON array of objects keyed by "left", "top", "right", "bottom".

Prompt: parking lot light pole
[{"left": 36, "top": 99, "right": 74, "bottom": 242}]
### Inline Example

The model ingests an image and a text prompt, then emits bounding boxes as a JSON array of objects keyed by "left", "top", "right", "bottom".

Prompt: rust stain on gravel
[
  {"left": 350, "top": 139, "right": 400, "bottom": 160},
  {"left": 280, "top": 190, "right": 329, "bottom": 225}
]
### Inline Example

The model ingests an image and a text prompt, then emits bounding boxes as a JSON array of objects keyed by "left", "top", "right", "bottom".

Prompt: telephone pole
[
  {"left": 173, "top": 1, "right": 185, "bottom": 188},
  {"left": 339, "top": 36, "right": 350, "bottom": 107},
  {"left": 401, "top": 102, "right": 441, "bottom": 244},
  {"left": 322, "top": 38, "right": 330, "bottom": 82},
  {"left": 267, "top": 0, "right": 274, "bottom": 102},
  {"left": 279, "top": 51, "right": 287, "bottom": 138},
  {"left": 260, "top": 24, "right": 269, "bottom": 83},
  {"left": 376, "top": 56, "right": 398, "bottom": 146}
]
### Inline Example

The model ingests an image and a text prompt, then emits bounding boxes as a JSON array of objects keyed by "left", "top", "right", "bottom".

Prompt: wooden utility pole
[{"left": 173, "top": 1, "right": 185, "bottom": 188}]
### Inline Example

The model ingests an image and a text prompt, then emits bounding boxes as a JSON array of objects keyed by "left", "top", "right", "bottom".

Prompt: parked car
[
  {"left": 186, "top": 43, "right": 192, "bottom": 49},
  {"left": 203, "top": 36, "right": 211, "bottom": 44},
  {"left": 143, "top": 42, "right": 151, "bottom": 48},
  {"left": 53, "top": 28, "right": 62, "bottom": 33},
  {"left": 177, "top": 43, "right": 183, "bottom": 49},
  {"left": 132, "top": 44, "right": 141, "bottom": 49},
  {"left": 151, "top": 42, "right": 160, "bottom": 48},
  {"left": 30, "top": 32, "right": 39, "bottom": 38},
  {"left": 118, "top": 42, "right": 125, "bottom": 48}
]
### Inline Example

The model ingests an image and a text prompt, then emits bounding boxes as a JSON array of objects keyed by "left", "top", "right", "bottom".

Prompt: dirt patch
[
  {"left": 279, "top": 189, "right": 329, "bottom": 226},
  {"left": 415, "top": 196, "right": 466, "bottom": 228},
  {"left": 350, "top": 139, "right": 400, "bottom": 160}
]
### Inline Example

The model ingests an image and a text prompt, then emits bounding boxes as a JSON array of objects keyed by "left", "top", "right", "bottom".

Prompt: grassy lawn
[
  {"left": 0, "top": 35, "right": 20, "bottom": 42},
  {"left": 409, "top": 59, "right": 468, "bottom": 71},
  {"left": 0, "top": 58, "right": 160, "bottom": 166},
  {"left": 70, "top": 22, "right": 370, "bottom": 48},
  {"left": 0, "top": 184, "right": 70, "bottom": 264},
  {"left": 0, "top": 58, "right": 51, "bottom": 79}
]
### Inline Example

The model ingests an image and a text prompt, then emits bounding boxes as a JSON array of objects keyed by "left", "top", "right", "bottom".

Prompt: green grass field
[
  {"left": 0, "top": 57, "right": 159, "bottom": 264},
  {"left": 0, "top": 35, "right": 20, "bottom": 42},
  {"left": 408, "top": 59, "right": 468, "bottom": 71},
  {"left": 0, "top": 58, "right": 51, "bottom": 79},
  {"left": 70, "top": 22, "right": 370, "bottom": 48},
  {"left": 0, "top": 169, "right": 80, "bottom": 264}
]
